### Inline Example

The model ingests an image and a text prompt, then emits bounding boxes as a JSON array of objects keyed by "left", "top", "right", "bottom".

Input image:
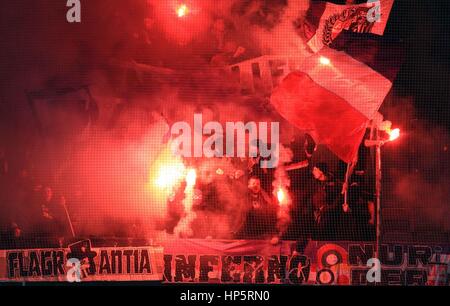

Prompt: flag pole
[
  {"left": 60, "top": 196, "right": 76, "bottom": 238},
  {"left": 375, "top": 134, "right": 382, "bottom": 260},
  {"left": 365, "top": 128, "right": 383, "bottom": 261},
  {"left": 64, "top": 204, "right": 76, "bottom": 238}
]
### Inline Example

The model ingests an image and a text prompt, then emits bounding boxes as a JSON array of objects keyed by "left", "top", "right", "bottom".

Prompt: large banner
[
  {"left": 303, "top": 242, "right": 450, "bottom": 286},
  {"left": 0, "top": 240, "right": 164, "bottom": 282},
  {"left": 1, "top": 239, "right": 449, "bottom": 285},
  {"left": 163, "top": 239, "right": 450, "bottom": 286}
]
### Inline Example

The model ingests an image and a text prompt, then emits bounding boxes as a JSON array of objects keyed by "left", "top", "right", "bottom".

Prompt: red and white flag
[
  {"left": 270, "top": 46, "right": 393, "bottom": 163},
  {"left": 302, "top": 0, "right": 394, "bottom": 52}
]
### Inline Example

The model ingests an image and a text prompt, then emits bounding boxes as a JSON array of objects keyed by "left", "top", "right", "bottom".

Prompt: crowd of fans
[
  {"left": 0, "top": 133, "right": 376, "bottom": 251},
  {"left": 162, "top": 134, "right": 376, "bottom": 252},
  {"left": 0, "top": 146, "right": 70, "bottom": 248}
]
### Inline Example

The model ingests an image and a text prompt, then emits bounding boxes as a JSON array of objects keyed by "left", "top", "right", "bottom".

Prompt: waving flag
[
  {"left": 302, "top": 0, "right": 394, "bottom": 52},
  {"left": 270, "top": 46, "right": 394, "bottom": 163}
]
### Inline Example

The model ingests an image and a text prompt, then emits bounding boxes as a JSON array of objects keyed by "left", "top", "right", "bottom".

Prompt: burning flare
[
  {"left": 319, "top": 56, "right": 331, "bottom": 66},
  {"left": 185, "top": 168, "right": 197, "bottom": 187},
  {"left": 276, "top": 186, "right": 291, "bottom": 208},
  {"left": 176, "top": 4, "right": 189, "bottom": 17},
  {"left": 174, "top": 168, "right": 197, "bottom": 238},
  {"left": 150, "top": 145, "right": 186, "bottom": 196},
  {"left": 155, "top": 162, "right": 185, "bottom": 189},
  {"left": 388, "top": 128, "right": 400, "bottom": 141},
  {"left": 277, "top": 188, "right": 286, "bottom": 205}
]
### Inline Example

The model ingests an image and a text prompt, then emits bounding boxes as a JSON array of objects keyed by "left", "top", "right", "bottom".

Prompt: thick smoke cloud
[
  {"left": 0, "top": 0, "right": 312, "bottom": 239},
  {"left": 1, "top": 1, "right": 448, "bottom": 242},
  {"left": 381, "top": 97, "right": 450, "bottom": 235}
]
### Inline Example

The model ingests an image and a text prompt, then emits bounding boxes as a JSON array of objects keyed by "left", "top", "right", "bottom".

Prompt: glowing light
[
  {"left": 186, "top": 169, "right": 197, "bottom": 187},
  {"left": 388, "top": 128, "right": 400, "bottom": 141},
  {"left": 277, "top": 188, "right": 286, "bottom": 204},
  {"left": 319, "top": 56, "right": 331, "bottom": 66},
  {"left": 155, "top": 162, "right": 185, "bottom": 189},
  {"left": 176, "top": 4, "right": 189, "bottom": 17}
]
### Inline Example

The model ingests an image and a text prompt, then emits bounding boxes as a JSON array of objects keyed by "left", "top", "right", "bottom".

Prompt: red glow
[
  {"left": 319, "top": 56, "right": 331, "bottom": 66},
  {"left": 276, "top": 187, "right": 291, "bottom": 207},
  {"left": 155, "top": 162, "right": 185, "bottom": 189},
  {"left": 388, "top": 128, "right": 400, "bottom": 141},
  {"left": 152, "top": 1, "right": 208, "bottom": 45},
  {"left": 176, "top": 4, "right": 189, "bottom": 17},
  {"left": 150, "top": 146, "right": 186, "bottom": 195},
  {"left": 185, "top": 168, "right": 197, "bottom": 187},
  {"left": 277, "top": 188, "right": 285, "bottom": 204}
]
